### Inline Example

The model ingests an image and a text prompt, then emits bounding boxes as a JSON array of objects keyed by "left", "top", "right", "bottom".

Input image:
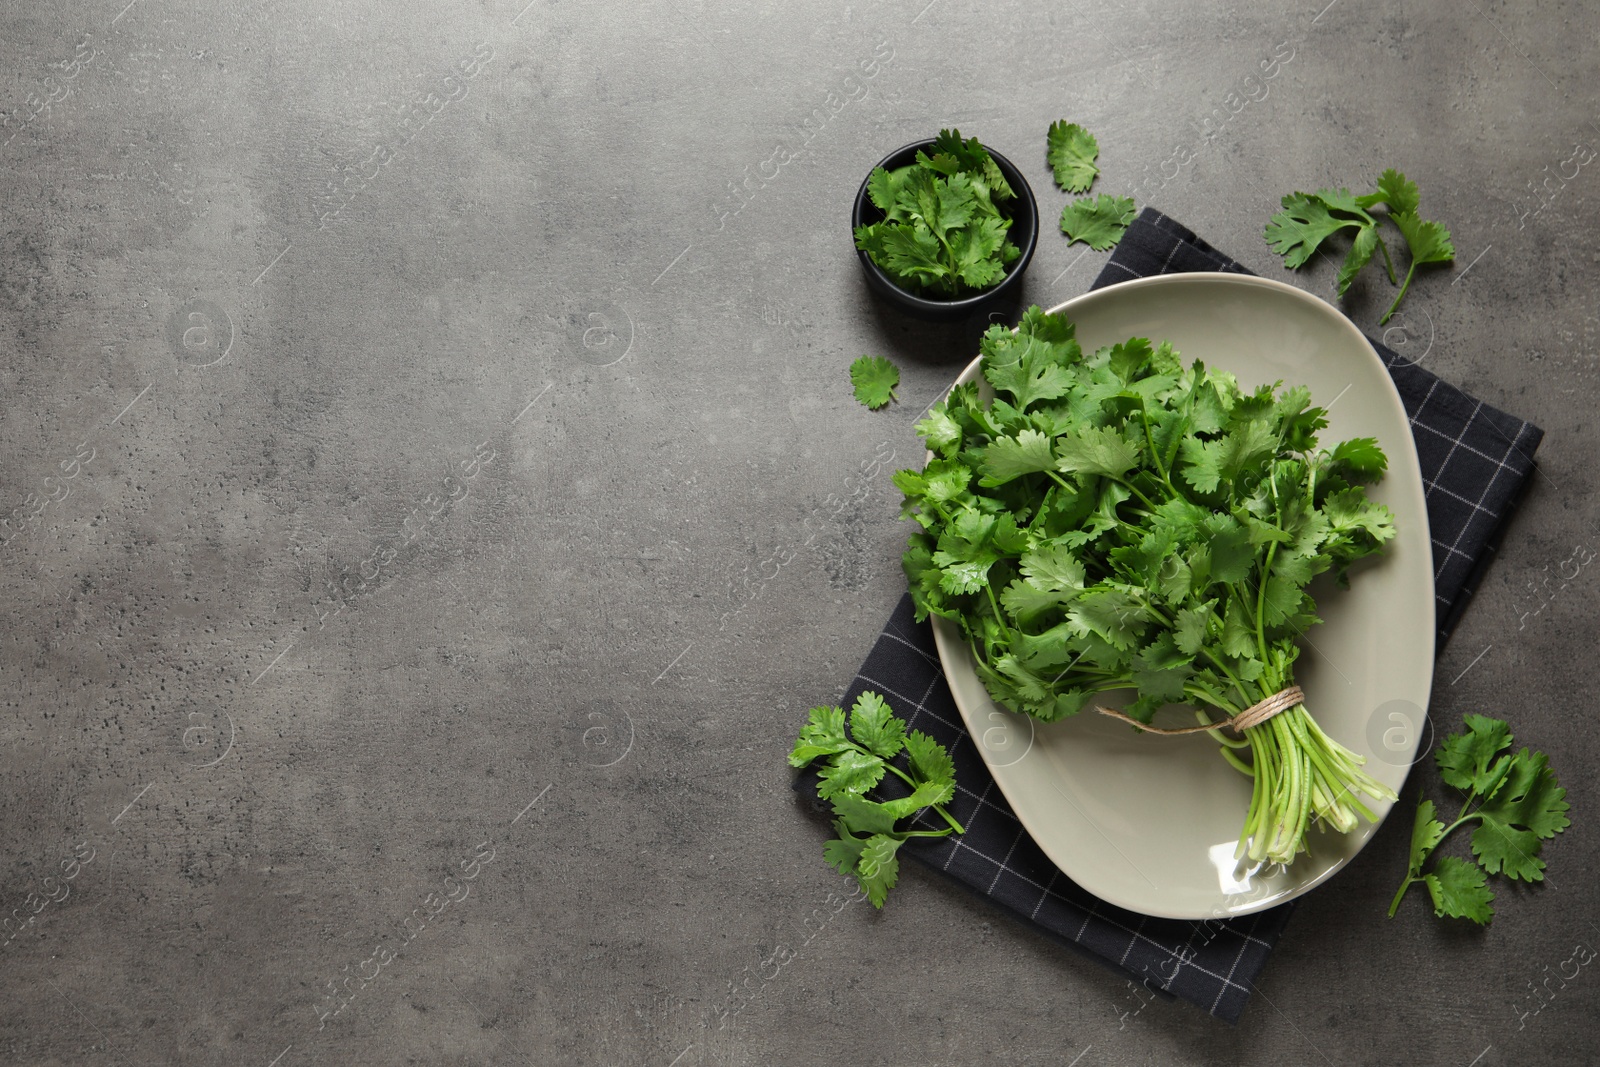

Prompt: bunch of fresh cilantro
[
  {"left": 789, "top": 691, "right": 964, "bottom": 907},
  {"left": 1390, "top": 714, "right": 1569, "bottom": 924},
  {"left": 853, "top": 129, "right": 1022, "bottom": 299},
  {"left": 895, "top": 306, "right": 1399, "bottom": 864},
  {"left": 1047, "top": 119, "right": 1137, "bottom": 251},
  {"left": 1265, "top": 168, "right": 1454, "bottom": 324}
]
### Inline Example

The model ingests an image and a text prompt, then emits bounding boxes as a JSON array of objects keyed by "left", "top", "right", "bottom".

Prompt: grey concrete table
[{"left": 2, "top": 2, "right": 1595, "bottom": 1064}]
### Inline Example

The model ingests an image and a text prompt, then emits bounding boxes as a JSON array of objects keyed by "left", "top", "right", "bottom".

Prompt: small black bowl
[{"left": 851, "top": 138, "right": 1038, "bottom": 322}]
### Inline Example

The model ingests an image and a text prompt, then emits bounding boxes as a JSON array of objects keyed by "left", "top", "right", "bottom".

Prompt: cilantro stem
[
  {"left": 1045, "top": 471, "right": 1077, "bottom": 494},
  {"left": 982, "top": 583, "right": 1009, "bottom": 635},
  {"left": 882, "top": 760, "right": 967, "bottom": 834},
  {"left": 1142, "top": 599, "right": 1174, "bottom": 629},
  {"left": 1387, "top": 875, "right": 1419, "bottom": 917},
  {"left": 882, "top": 762, "right": 920, "bottom": 789},
  {"left": 1138, "top": 406, "right": 1177, "bottom": 494},
  {"left": 1255, "top": 542, "right": 1280, "bottom": 666},
  {"left": 1271, "top": 717, "right": 1303, "bottom": 858},
  {"left": 1184, "top": 681, "right": 1241, "bottom": 718},
  {"left": 1197, "top": 627, "right": 1254, "bottom": 712},
  {"left": 1375, "top": 232, "right": 1399, "bottom": 286},
  {"left": 1220, "top": 745, "right": 1255, "bottom": 777},
  {"left": 1379, "top": 259, "right": 1419, "bottom": 325},
  {"left": 1388, "top": 804, "right": 1496, "bottom": 917},
  {"left": 1115, "top": 477, "right": 1161, "bottom": 512}
]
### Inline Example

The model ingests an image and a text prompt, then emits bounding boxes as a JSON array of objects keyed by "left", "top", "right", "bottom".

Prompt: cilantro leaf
[
  {"left": 1328, "top": 437, "right": 1388, "bottom": 482},
  {"left": 817, "top": 748, "right": 885, "bottom": 800},
  {"left": 904, "top": 729, "right": 956, "bottom": 793},
  {"left": 1054, "top": 424, "right": 1141, "bottom": 480},
  {"left": 850, "top": 355, "right": 901, "bottom": 410},
  {"left": 914, "top": 406, "right": 963, "bottom": 455},
  {"left": 1264, "top": 191, "right": 1368, "bottom": 268},
  {"left": 1172, "top": 600, "right": 1216, "bottom": 656},
  {"left": 1205, "top": 518, "right": 1256, "bottom": 585},
  {"left": 1337, "top": 224, "right": 1379, "bottom": 297},
  {"left": 866, "top": 167, "right": 907, "bottom": 219},
  {"left": 1131, "top": 632, "right": 1192, "bottom": 702},
  {"left": 1323, "top": 489, "right": 1397, "bottom": 552},
  {"left": 1424, "top": 856, "right": 1495, "bottom": 924},
  {"left": 789, "top": 704, "right": 850, "bottom": 767},
  {"left": 823, "top": 828, "right": 867, "bottom": 876},
  {"left": 1359, "top": 168, "right": 1420, "bottom": 216},
  {"left": 1310, "top": 187, "right": 1379, "bottom": 222},
  {"left": 1407, "top": 799, "right": 1447, "bottom": 878},
  {"left": 849, "top": 691, "right": 906, "bottom": 759},
  {"left": 880, "top": 777, "right": 955, "bottom": 818},
  {"left": 1219, "top": 598, "right": 1256, "bottom": 659},
  {"left": 1066, "top": 587, "right": 1144, "bottom": 650},
  {"left": 1392, "top": 211, "right": 1454, "bottom": 265},
  {"left": 831, "top": 793, "right": 900, "bottom": 836},
  {"left": 1019, "top": 543, "right": 1087, "bottom": 593},
  {"left": 983, "top": 333, "right": 1078, "bottom": 410},
  {"left": 1434, "top": 713, "right": 1512, "bottom": 793},
  {"left": 1047, "top": 120, "right": 1099, "bottom": 193},
  {"left": 980, "top": 428, "right": 1058, "bottom": 485},
  {"left": 1059, "top": 193, "right": 1137, "bottom": 250},
  {"left": 949, "top": 216, "right": 1010, "bottom": 288},
  {"left": 1470, "top": 749, "right": 1570, "bottom": 881},
  {"left": 1179, "top": 420, "right": 1277, "bottom": 495},
  {"left": 876, "top": 224, "right": 948, "bottom": 286},
  {"left": 856, "top": 835, "right": 902, "bottom": 908}
]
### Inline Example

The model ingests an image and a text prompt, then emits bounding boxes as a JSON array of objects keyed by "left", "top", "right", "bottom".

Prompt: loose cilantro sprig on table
[
  {"left": 1060, "top": 193, "right": 1137, "bottom": 251},
  {"left": 849, "top": 355, "right": 901, "bottom": 410},
  {"left": 1265, "top": 168, "right": 1454, "bottom": 325},
  {"left": 789, "top": 691, "right": 964, "bottom": 907},
  {"left": 1389, "top": 714, "right": 1570, "bottom": 924},
  {"left": 1047, "top": 120, "right": 1100, "bottom": 194},
  {"left": 895, "top": 306, "right": 1399, "bottom": 865},
  {"left": 853, "top": 129, "right": 1022, "bottom": 299}
]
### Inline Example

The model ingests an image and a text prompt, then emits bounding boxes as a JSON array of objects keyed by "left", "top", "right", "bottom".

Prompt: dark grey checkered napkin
[{"left": 820, "top": 210, "right": 1545, "bottom": 1023}]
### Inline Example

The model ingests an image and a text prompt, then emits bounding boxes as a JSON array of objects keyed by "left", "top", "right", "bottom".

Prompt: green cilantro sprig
[
  {"left": 849, "top": 355, "right": 900, "bottom": 410},
  {"left": 853, "top": 129, "right": 1022, "bottom": 299},
  {"left": 1047, "top": 120, "right": 1100, "bottom": 194},
  {"left": 1060, "top": 193, "right": 1137, "bottom": 251},
  {"left": 789, "top": 691, "right": 965, "bottom": 907},
  {"left": 896, "top": 306, "right": 1400, "bottom": 865},
  {"left": 1265, "top": 168, "right": 1454, "bottom": 324},
  {"left": 1389, "top": 714, "right": 1570, "bottom": 924}
]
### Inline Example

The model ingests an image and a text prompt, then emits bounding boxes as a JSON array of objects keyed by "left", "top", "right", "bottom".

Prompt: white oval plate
[{"left": 930, "top": 273, "right": 1434, "bottom": 919}]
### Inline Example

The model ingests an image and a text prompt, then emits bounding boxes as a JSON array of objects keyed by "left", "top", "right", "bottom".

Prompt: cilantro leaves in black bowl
[{"left": 851, "top": 131, "right": 1039, "bottom": 321}]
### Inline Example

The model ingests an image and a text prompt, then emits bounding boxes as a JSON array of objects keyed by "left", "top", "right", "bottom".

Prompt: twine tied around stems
[{"left": 1094, "top": 685, "right": 1305, "bottom": 736}]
